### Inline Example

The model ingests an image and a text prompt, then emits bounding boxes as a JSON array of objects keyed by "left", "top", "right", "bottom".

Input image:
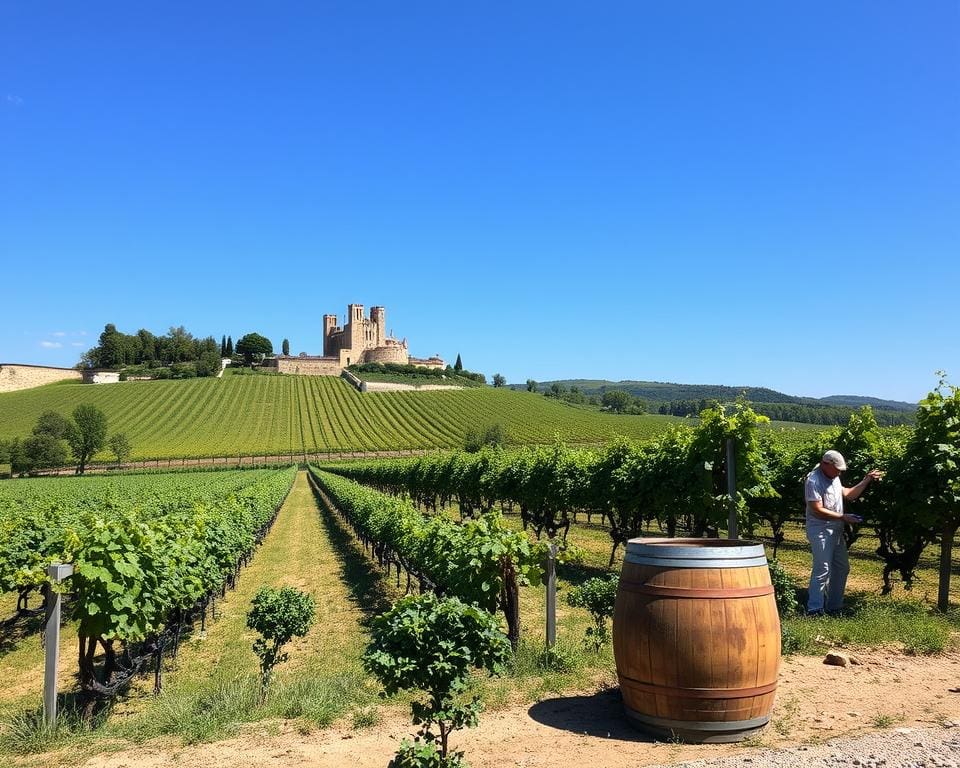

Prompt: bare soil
[{"left": 35, "top": 649, "right": 959, "bottom": 768}]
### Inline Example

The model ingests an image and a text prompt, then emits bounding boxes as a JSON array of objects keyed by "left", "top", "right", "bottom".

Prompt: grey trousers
[{"left": 807, "top": 525, "right": 850, "bottom": 613}]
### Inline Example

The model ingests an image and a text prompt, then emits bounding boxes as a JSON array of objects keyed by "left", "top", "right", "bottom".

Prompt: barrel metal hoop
[
  {"left": 619, "top": 676, "right": 778, "bottom": 699},
  {"left": 624, "top": 554, "right": 769, "bottom": 568},
  {"left": 625, "top": 540, "right": 766, "bottom": 562},
  {"left": 624, "top": 706, "right": 772, "bottom": 732},
  {"left": 618, "top": 583, "right": 774, "bottom": 599}
]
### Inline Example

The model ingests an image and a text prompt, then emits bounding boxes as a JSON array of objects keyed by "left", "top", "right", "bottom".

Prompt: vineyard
[
  {"left": 0, "top": 376, "right": 688, "bottom": 461},
  {"left": 0, "top": 467, "right": 296, "bottom": 704}
]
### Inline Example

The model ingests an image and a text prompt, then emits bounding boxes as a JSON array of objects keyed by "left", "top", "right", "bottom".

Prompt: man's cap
[{"left": 821, "top": 450, "right": 848, "bottom": 470}]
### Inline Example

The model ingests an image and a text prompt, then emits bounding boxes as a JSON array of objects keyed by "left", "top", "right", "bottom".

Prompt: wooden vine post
[
  {"left": 545, "top": 541, "right": 557, "bottom": 648},
  {"left": 44, "top": 562, "right": 74, "bottom": 728},
  {"left": 726, "top": 438, "right": 738, "bottom": 540}
]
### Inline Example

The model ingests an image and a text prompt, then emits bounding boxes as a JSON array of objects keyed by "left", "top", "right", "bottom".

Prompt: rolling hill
[
  {"left": 0, "top": 376, "right": 686, "bottom": 461},
  {"left": 527, "top": 379, "right": 916, "bottom": 410}
]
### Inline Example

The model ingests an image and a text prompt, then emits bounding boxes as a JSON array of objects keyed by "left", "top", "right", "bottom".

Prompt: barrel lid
[{"left": 624, "top": 538, "right": 767, "bottom": 568}]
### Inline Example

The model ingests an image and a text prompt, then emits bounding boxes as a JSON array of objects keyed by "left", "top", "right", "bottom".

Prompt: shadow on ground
[
  {"left": 527, "top": 687, "right": 658, "bottom": 743},
  {"left": 310, "top": 480, "right": 395, "bottom": 622}
]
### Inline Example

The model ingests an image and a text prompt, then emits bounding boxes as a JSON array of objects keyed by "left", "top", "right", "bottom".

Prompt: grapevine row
[
  {"left": 307, "top": 466, "right": 541, "bottom": 648},
  {"left": 320, "top": 402, "right": 947, "bottom": 598}
]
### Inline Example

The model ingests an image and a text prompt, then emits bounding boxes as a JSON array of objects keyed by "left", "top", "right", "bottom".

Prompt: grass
[
  {"left": 0, "top": 376, "right": 686, "bottom": 460},
  {"left": 781, "top": 596, "right": 957, "bottom": 655}
]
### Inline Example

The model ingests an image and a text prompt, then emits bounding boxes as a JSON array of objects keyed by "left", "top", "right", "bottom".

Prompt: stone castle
[{"left": 273, "top": 304, "right": 444, "bottom": 376}]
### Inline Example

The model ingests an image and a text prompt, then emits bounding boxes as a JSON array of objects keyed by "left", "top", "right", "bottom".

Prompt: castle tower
[
  {"left": 347, "top": 303, "right": 365, "bottom": 352},
  {"left": 370, "top": 306, "right": 385, "bottom": 347},
  {"left": 322, "top": 314, "right": 338, "bottom": 357}
]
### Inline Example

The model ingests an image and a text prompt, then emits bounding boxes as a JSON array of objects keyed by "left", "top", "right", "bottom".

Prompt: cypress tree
[
  {"left": 226, "top": 336, "right": 234, "bottom": 356},
  {"left": 221, "top": 335, "right": 227, "bottom": 356},
  {"left": 282, "top": 338, "right": 290, "bottom": 356},
  {"left": 454, "top": 353, "right": 463, "bottom": 372}
]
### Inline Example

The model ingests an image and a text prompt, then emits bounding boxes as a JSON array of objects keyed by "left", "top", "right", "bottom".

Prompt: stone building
[{"left": 273, "top": 304, "right": 444, "bottom": 376}]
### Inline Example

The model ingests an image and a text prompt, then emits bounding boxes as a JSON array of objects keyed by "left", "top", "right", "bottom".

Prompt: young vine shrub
[
  {"left": 247, "top": 585, "right": 316, "bottom": 700},
  {"left": 767, "top": 558, "right": 799, "bottom": 618},
  {"left": 566, "top": 573, "right": 619, "bottom": 650},
  {"left": 363, "top": 593, "right": 511, "bottom": 766}
]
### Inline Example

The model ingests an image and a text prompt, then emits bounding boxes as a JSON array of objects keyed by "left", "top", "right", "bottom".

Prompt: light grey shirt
[{"left": 804, "top": 466, "right": 843, "bottom": 533}]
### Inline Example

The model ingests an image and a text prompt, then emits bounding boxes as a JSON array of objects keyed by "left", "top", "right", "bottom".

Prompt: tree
[
  {"left": 492, "top": 373, "right": 506, "bottom": 388},
  {"left": 21, "top": 434, "right": 69, "bottom": 473},
  {"left": 526, "top": 379, "right": 537, "bottom": 393},
  {"left": 108, "top": 433, "right": 132, "bottom": 469},
  {"left": 247, "top": 586, "right": 316, "bottom": 702},
  {"left": 68, "top": 405, "right": 108, "bottom": 474},
  {"left": 96, "top": 324, "right": 124, "bottom": 368},
  {"left": 226, "top": 336, "right": 234, "bottom": 356},
  {"left": 33, "top": 410, "right": 74, "bottom": 441},
  {"left": 221, "top": 335, "right": 227, "bottom": 356},
  {"left": 454, "top": 353, "right": 463, "bottom": 372},
  {"left": 235, "top": 333, "right": 273, "bottom": 366},
  {"left": 282, "top": 338, "right": 290, "bottom": 356},
  {"left": 601, "top": 390, "right": 632, "bottom": 413},
  {"left": 364, "top": 594, "right": 511, "bottom": 766}
]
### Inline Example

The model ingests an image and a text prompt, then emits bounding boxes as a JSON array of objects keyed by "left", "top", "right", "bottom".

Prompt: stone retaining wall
[{"left": 0, "top": 364, "right": 82, "bottom": 393}]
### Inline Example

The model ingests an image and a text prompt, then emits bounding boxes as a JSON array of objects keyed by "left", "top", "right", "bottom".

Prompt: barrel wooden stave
[{"left": 613, "top": 540, "right": 780, "bottom": 743}]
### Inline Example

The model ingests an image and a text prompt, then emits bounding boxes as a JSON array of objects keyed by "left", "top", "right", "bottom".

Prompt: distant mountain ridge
[{"left": 523, "top": 380, "right": 916, "bottom": 412}]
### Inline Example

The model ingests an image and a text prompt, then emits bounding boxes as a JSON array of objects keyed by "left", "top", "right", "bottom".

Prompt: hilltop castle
[{"left": 273, "top": 304, "right": 444, "bottom": 376}]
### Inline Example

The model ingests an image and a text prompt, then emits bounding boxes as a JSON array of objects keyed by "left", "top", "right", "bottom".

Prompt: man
[{"left": 805, "top": 450, "right": 883, "bottom": 616}]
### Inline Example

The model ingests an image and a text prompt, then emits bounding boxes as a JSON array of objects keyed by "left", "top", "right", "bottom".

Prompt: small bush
[
  {"left": 566, "top": 574, "right": 618, "bottom": 649},
  {"left": 247, "top": 586, "right": 316, "bottom": 700},
  {"left": 364, "top": 594, "right": 511, "bottom": 765},
  {"left": 768, "top": 558, "right": 799, "bottom": 618}
]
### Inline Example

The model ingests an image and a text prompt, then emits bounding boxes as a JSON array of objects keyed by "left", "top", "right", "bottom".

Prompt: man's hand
[
  {"left": 842, "top": 513, "right": 862, "bottom": 525},
  {"left": 865, "top": 469, "right": 884, "bottom": 483}
]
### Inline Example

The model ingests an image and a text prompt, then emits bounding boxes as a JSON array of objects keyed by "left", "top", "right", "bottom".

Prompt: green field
[{"left": 0, "top": 376, "right": 687, "bottom": 460}]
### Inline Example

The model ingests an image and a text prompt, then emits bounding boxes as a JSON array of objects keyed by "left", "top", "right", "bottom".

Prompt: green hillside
[{"left": 0, "top": 376, "right": 684, "bottom": 460}]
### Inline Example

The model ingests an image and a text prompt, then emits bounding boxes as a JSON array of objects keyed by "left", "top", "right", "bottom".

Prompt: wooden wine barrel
[{"left": 613, "top": 538, "right": 780, "bottom": 743}]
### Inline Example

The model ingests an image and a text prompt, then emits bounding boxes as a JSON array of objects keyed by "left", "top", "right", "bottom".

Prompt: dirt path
[{"left": 45, "top": 649, "right": 957, "bottom": 768}]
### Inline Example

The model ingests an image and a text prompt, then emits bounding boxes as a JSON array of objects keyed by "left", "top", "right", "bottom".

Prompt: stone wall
[
  {"left": 276, "top": 356, "right": 342, "bottom": 376},
  {"left": 0, "top": 364, "right": 82, "bottom": 393}
]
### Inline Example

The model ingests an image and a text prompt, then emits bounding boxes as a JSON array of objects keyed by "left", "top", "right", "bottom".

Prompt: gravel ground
[{"left": 648, "top": 726, "right": 960, "bottom": 768}]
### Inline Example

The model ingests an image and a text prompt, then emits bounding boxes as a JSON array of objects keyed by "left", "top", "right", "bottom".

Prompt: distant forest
[
  {"left": 522, "top": 380, "right": 915, "bottom": 427},
  {"left": 654, "top": 398, "right": 913, "bottom": 426}
]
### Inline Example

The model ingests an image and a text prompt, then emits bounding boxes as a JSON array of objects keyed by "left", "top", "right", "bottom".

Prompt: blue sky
[{"left": 1, "top": 2, "right": 957, "bottom": 403}]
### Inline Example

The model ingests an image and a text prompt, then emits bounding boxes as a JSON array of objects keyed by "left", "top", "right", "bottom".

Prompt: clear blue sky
[{"left": 2, "top": 2, "right": 957, "bottom": 403}]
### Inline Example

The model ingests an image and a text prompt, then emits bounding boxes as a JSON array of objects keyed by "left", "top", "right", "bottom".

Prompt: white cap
[{"left": 821, "top": 450, "right": 847, "bottom": 470}]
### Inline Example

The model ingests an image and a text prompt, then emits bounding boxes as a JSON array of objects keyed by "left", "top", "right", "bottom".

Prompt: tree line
[
  {"left": 79, "top": 324, "right": 286, "bottom": 378},
  {"left": 657, "top": 398, "right": 913, "bottom": 426}
]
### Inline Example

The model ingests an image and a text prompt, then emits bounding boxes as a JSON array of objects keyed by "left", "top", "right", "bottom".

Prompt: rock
[{"left": 825, "top": 651, "right": 851, "bottom": 667}]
